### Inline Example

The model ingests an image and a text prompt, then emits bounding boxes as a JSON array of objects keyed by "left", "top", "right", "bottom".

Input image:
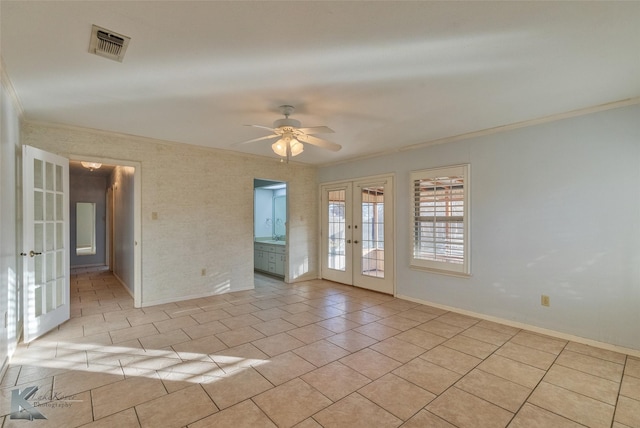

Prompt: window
[{"left": 411, "top": 164, "right": 470, "bottom": 275}]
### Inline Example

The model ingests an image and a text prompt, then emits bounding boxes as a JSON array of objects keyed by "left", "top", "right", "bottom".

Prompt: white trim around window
[{"left": 410, "top": 164, "right": 470, "bottom": 276}]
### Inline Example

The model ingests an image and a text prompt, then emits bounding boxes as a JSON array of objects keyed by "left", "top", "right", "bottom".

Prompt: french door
[
  {"left": 21, "top": 145, "right": 70, "bottom": 342},
  {"left": 321, "top": 175, "right": 394, "bottom": 294}
]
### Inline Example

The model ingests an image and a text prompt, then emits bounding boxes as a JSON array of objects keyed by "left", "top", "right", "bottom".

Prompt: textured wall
[
  {"left": 1, "top": 72, "right": 21, "bottom": 365},
  {"left": 22, "top": 123, "right": 318, "bottom": 306},
  {"left": 109, "top": 165, "right": 136, "bottom": 295}
]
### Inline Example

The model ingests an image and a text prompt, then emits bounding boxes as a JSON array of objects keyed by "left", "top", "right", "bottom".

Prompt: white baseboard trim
[
  {"left": 0, "top": 356, "right": 8, "bottom": 384},
  {"left": 70, "top": 263, "right": 106, "bottom": 269},
  {"left": 112, "top": 272, "right": 134, "bottom": 299},
  {"left": 397, "top": 294, "right": 640, "bottom": 359},
  {"left": 140, "top": 285, "right": 255, "bottom": 308}
]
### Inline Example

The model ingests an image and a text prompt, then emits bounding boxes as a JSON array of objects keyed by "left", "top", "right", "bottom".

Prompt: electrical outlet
[
  {"left": 541, "top": 295, "right": 550, "bottom": 307},
  {"left": 201, "top": 268, "right": 206, "bottom": 277}
]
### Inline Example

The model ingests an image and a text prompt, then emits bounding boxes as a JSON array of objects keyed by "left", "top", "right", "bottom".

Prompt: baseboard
[
  {"left": 112, "top": 271, "right": 134, "bottom": 299},
  {"left": 70, "top": 263, "right": 106, "bottom": 269},
  {"left": 140, "top": 285, "right": 255, "bottom": 308},
  {"left": 397, "top": 294, "right": 640, "bottom": 359},
  {"left": 0, "top": 355, "right": 8, "bottom": 384}
]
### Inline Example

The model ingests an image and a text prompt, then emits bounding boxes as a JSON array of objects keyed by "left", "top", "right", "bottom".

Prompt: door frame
[
  {"left": 319, "top": 173, "right": 396, "bottom": 295},
  {"left": 70, "top": 155, "right": 142, "bottom": 307}
]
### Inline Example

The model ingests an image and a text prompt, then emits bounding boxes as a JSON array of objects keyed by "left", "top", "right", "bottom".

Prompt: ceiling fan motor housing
[{"left": 273, "top": 118, "right": 302, "bottom": 129}]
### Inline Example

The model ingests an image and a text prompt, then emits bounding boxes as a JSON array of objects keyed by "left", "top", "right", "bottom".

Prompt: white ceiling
[{"left": 2, "top": 1, "right": 639, "bottom": 165}]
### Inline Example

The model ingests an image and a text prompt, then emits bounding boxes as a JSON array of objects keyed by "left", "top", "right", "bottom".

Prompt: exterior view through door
[{"left": 321, "top": 175, "right": 394, "bottom": 295}]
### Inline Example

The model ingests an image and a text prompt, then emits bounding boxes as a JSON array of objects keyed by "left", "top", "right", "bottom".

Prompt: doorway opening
[
  {"left": 69, "top": 158, "right": 141, "bottom": 307},
  {"left": 253, "top": 179, "right": 287, "bottom": 279},
  {"left": 21, "top": 147, "right": 142, "bottom": 343}
]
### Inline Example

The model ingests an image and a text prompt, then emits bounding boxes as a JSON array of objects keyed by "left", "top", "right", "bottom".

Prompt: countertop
[{"left": 255, "top": 240, "right": 286, "bottom": 245}]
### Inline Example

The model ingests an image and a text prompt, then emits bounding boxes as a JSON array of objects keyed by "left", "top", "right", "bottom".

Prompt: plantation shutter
[{"left": 411, "top": 164, "right": 470, "bottom": 275}]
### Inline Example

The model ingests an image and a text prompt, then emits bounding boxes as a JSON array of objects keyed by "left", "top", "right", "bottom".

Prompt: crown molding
[
  {"left": 22, "top": 120, "right": 310, "bottom": 167},
  {"left": 0, "top": 57, "right": 25, "bottom": 119},
  {"left": 319, "top": 97, "right": 640, "bottom": 168}
]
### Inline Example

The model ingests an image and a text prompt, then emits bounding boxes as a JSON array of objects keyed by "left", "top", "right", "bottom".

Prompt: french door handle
[
  {"left": 29, "top": 250, "right": 42, "bottom": 257},
  {"left": 347, "top": 240, "right": 351, "bottom": 244},
  {"left": 354, "top": 240, "right": 359, "bottom": 244}
]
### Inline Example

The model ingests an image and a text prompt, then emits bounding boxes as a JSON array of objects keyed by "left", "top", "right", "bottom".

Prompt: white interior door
[
  {"left": 321, "top": 176, "right": 394, "bottom": 294},
  {"left": 22, "top": 145, "right": 70, "bottom": 343}
]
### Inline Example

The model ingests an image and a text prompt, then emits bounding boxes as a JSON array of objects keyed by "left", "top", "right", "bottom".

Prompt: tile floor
[{"left": 1, "top": 267, "right": 639, "bottom": 427}]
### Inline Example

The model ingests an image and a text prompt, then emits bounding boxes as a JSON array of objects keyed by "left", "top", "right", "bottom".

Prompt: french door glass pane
[
  {"left": 34, "top": 159, "right": 43, "bottom": 189},
  {"left": 56, "top": 278, "right": 65, "bottom": 308},
  {"left": 361, "top": 186, "right": 384, "bottom": 278},
  {"left": 33, "top": 158, "right": 66, "bottom": 317},
  {"left": 56, "top": 194, "right": 63, "bottom": 220},
  {"left": 46, "top": 192, "right": 54, "bottom": 220},
  {"left": 327, "top": 190, "right": 346, "bottom": 271},
  {"left": 46, "top": 223, "right": 54, "bottom": 251},
  {"left": 45, "top": 162, "right": 54, "bottom": 191},
  {"left": 55, "top": 165, "right": 63, "bottom": 191},
  {"left": 35, "top": 286, "right": 43, "bottom": 317},
  {"left": 34, "top": 224, "right": 44, "bottom": 253},
  {"left": 34, "top": 191, "right": 44, "bottom": 221},
  {"left": 46, "top": 282, "right": 55, "bottom": 312},
  {"left": 46, "top": 252, "right": 55, "bottom": 282}
]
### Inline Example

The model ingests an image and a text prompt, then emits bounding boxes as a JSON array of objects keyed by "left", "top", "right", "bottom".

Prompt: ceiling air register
[{"left": 88, "top": 25, "right": 131, "bottom": 62}]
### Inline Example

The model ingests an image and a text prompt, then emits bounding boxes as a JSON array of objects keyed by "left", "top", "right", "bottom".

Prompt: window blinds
[{"left": 411, "top": 164, "right": 469, "bottom": 274}]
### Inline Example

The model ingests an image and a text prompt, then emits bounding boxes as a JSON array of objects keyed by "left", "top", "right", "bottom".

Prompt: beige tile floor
[{"left": 1, "top": 266, "right": 639, "bottom": 427}]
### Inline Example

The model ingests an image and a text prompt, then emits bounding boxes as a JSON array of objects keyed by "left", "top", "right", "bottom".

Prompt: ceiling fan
[{"left": 238, "top": 105, "right": 341, "bottom": 161}]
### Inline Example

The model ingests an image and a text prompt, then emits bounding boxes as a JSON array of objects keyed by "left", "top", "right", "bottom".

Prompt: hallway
[{"left": 1, "top": 267, "right": 638, "bottom": 427}]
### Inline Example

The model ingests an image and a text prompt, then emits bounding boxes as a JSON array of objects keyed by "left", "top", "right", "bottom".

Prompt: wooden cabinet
[{"left": 254, "top": 243, "right": 285, "bottom": 277}]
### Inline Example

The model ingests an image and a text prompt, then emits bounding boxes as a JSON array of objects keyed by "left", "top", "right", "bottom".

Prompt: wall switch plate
[{"left": 541, "top": 295, "right": 550, "bottom": 307}]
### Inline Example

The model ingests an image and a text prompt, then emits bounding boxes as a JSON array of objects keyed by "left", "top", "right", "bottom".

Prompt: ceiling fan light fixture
[
  {"left": 272, "top": 137, "right": 303, "bottom": 157},
  {"left": 290, "top": 140, "right": 304, "bottom": 156},
  {"left": 81, "top": 161, "right": 102, "bottom": 171},
  {"left": 272, "top": 140, "right": 286, "bottom": 157}
]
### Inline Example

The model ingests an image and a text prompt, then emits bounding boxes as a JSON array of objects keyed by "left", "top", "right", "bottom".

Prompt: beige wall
[
  {"left": 22, "top": 122, "right": 318, "bottom": 306},
  {"left": 1, "top": 69, "right": 22, "bottom": 368}
]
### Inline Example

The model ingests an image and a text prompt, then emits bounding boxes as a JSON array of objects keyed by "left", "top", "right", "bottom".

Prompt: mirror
[
  {"left": 254, "top": 179, "right": 287, "bottom": 242},
  {"left": 76, "top": 202, "right": 96, "bottom": 255}
]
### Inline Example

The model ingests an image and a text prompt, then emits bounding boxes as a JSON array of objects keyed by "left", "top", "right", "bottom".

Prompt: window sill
[{"left": 409, "top": 265, "right": 471, "bottom": 278}]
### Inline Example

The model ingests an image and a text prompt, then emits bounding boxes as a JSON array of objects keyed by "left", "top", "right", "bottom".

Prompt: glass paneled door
[
  {"left": 321, "top": 176, "right": 394, "bottom": 294},
  {"left": 22, "top": 145, "right": 70, "bottom": 342}
]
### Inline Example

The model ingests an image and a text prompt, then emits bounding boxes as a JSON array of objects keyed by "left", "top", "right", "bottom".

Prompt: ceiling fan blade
[
  {"left": 233, "top": 134, "right": 279, "bottom": 146},
  {"left": 298, "top": 134, "right": 342, "bottom": 152},
  {"left": 296, "top": 126, "right": 334, "bottom": 135},
  {"left": 245, "top": 124, "right": 276, "bottom": 132}
]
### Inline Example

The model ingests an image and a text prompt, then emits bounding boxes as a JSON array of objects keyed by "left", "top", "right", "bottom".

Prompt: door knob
[
  {"left": 29, "top": 250, "right": 42, "bottom": 257},
  {"left": 354, "top": 240, "right": 359, "bottom": 244},
  {"left": 347, "top": 240, "right": 351, "bottom": 244}
]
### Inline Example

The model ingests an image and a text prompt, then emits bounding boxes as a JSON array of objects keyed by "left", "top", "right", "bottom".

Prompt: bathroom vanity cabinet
[{"left": 254, "top": 242, "right": 285, "bottom": 277}]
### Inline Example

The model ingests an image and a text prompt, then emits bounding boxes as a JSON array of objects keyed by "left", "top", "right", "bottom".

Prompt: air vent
[{"left": 88, "top": 25, "right": 130, "bottom": 62}]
